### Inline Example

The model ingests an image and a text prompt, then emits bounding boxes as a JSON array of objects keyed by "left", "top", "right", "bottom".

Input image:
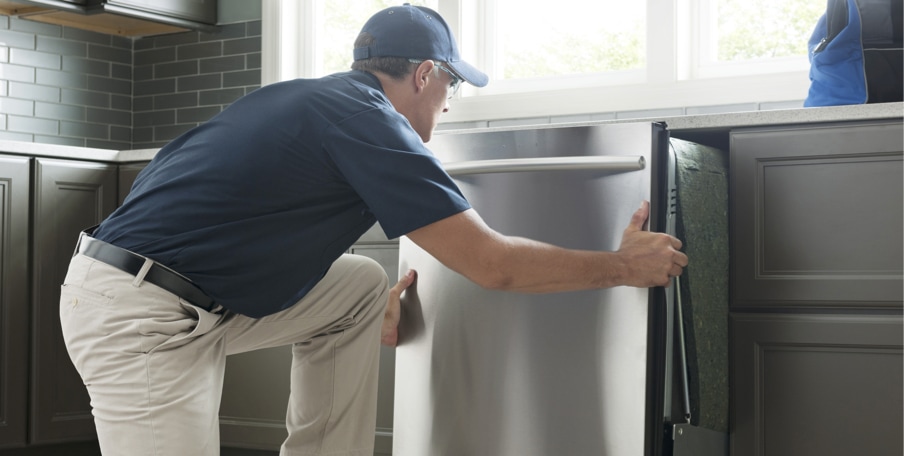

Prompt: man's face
[{"left": 408, "top": 65, "right": 458, "bottom": 143}]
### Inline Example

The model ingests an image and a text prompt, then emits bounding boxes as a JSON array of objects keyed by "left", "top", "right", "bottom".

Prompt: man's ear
[{"left": 412, "top": 60, "right": 435, "bottom": 93}]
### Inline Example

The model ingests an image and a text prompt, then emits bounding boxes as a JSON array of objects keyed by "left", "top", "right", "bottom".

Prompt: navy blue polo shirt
[{"left": 94, "top": 71, "right": 470, "bottom": 318}]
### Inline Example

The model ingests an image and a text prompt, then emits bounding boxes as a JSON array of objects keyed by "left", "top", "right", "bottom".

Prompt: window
[{"left": 262, "top": 0, "right": 825, "bottom": 123}]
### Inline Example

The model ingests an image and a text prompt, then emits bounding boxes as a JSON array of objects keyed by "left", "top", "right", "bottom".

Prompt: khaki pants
[{"left": 59, "top": 253, "right": 389, "bottom": 456}]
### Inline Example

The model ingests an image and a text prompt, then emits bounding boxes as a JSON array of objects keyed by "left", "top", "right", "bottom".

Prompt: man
[{"left": 60, "top": 4, "right": 687, "bottom": 456}]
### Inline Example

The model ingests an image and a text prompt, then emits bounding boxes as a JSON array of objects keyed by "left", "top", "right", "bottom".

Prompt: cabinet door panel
[
  {"left": 0, "top": 156, "right": 31, "bottom": 448},
  {"left": 730, "top": 313, "right": 903, "bottom": 456},
  {"left": 31, "top": 158, "right": 117, "bottom": 444},
  {"left": 730, "top": 121, "right": 903, "bottom": 309}
]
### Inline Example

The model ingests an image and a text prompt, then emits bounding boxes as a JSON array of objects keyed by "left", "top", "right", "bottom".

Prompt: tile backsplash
[{"left": 0, "top": 15, "right": 261, "bottom": 149}]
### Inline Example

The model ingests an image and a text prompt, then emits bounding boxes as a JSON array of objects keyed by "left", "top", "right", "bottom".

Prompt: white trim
[{"left": 441, "top": 71, "right": 811, "bottom": 123}]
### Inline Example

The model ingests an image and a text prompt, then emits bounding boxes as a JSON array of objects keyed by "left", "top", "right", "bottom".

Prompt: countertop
[{"left": 1, "top": 102, "right": 901, "bottom": 162}]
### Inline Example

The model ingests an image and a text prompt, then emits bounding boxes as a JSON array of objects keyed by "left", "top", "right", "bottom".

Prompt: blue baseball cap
[{"left": 353, "top": 3, "right": 489, "bottom": 87}]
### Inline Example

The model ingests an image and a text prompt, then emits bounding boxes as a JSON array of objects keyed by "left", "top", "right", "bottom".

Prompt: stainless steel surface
[
  {"left": 444, "top": 155, "right": 645, "bottom": 176},
  {"left": 394, "top": 123, "right": 666, "bottom": 456}
]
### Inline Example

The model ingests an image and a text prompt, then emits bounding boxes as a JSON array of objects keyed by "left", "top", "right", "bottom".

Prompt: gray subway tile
[
  {"left": 153, "top": 32, "right": 199, "bottom": 48},
  {"left": 135, "top": 47, "right": 176, "bottom": 67},
  {"left": 9, "top": 81, "right": 60, "bottom": 103},
  {"left": 134, "top": 110, "right": 175, "bottom": 127},
  {"left": 110, "top": 35, "right": 132, "bottom": 50},
  {"left": 35, "top": 134, "right": 84, "bottom": 146},
  {"left": 246, "top": 52, "right": 261, "bottom": 69},
  {"left": 133, "top": 37, "right": 154, "bottom": 51},
  {"left": 133, "top": 64, "right": 153, "bottom": 81},
  {"left": 178, "top": 74, "right": 220, "bottom": 92},
  {"left": 36, "top": 68, "right": 88, "bottom": 90},
  {"left": 177, "top": 106, "right": 221, "bottom": 123},
  {"left": 222, "top": 69, "right": 260, "bottom": 88},
  {"left": 0, "top": 46, "right": 7, "bottom": 63},
  {"left": 0, "top": 97, "right": 34, "bottom": 116},
  {"left": 87, "top": 107, "right": 131, "bottom": 126},
  {"left": 223, "top": 36, "right": 260, "bottom": 56},
  {"left": 155, "top": 60, "right": 198, "bottom": 79},
  {"left": 61, "top": 120, "right": 107, "bottom": 139},
  {"left": 243, "top": 86, "right": 259, "bottom": 95},
  {"left": 61, "top": 88, "right": 110, "bottom": 108},
  {"left": 8, "top": 115, "right": 58, "bottom": 135},
  {"left": 35, "top": 101, "right": 85, "bottom": 121},
  {"left": 111, "top": 94, "right": 131, "bottom": 111},
  {"left": 200, "top": 55, "right": 244, "bottom": 74},
  {"left": 110, "top": 125, "right": 131, "bottom": 142},
  {"left": 154, "top": 92, "right": 198, "bottom": 110},
  {"left": 0, "top": 130, "right": 34, "bottom": 141},
  {"left": 133, "top": 95, "right": 153, "bottom": 112},
  {"left": 246, "top": 20, "right": 261, "bottom": 37},
  {"left": 63, "top": 56, "right": 110, "bottom": 76},
  {"left": 132, "top": 126, "right": 153, "bottom": 143},
  {"left": 87, "top": 75, "right": 131, "bottom": 95},
  {"left": 10, "top": 48, "right": 61, "bottom": 70},
  {"left": 112, "top": 63, "right": 131, "bottom": 80},
  {"left": 0, "top": 63, "right": 35, "bottom": 82},
  {"left": 0, "top": 29, "right": 35, "bottom": 49},
  {"left": 10, "top": 17, "right": 61, "bottom": 37},
  {"left": 199, "top": 87, "right": 245, "bottom": 106},
  {"left": 89, "top": 44, "right": 131, "bottom": 65},
  {"left": 179, "top": 41, "right": 221, "bottom": 60},
  {"left": 134, "top": 78, "right": 176, "bottom": 96},
  {"left": 37, "top": 36, "right": 87, "bottom": 57}
]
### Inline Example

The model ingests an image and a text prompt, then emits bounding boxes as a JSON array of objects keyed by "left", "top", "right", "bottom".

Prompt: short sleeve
[{"left": 323, "top": 108, "right": 471, "bottom": 239}]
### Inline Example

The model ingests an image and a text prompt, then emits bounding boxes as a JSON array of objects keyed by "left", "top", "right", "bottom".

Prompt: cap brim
[{"left": 446, "top": 60, "right": 489, "bottom": 88}]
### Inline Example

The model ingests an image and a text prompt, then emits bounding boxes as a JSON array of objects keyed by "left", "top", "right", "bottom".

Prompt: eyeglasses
[{"left": 408, "top": 59, "right": 462, "bottom": 99}]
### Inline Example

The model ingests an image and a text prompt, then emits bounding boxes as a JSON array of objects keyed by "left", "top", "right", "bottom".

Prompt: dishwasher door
[{"left": 393, "top": 123, "right": 670, "bottom": 456}]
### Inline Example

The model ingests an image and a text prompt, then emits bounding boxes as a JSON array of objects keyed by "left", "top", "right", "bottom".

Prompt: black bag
[{"left": 805, "top": 0, "right": 903, "bottom": 106}]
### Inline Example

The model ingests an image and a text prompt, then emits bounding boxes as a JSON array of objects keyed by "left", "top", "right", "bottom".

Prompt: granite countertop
[{"left": 1, "top": 103, "right": 901, "bottom": 162}]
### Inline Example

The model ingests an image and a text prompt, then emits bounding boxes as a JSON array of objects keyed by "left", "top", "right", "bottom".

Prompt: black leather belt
[{"left": 75, "top": 232, "right": 217, "bottom": 312}]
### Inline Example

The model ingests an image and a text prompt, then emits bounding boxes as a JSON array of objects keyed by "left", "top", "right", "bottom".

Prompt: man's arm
[{"left": 405, "top": 200, "right": 687, "bottom": 292}]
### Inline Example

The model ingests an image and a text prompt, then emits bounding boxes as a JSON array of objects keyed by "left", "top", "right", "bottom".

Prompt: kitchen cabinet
[
  {"left": 729, "top": 120, "right": 904, "bottom": 456},
  {"left": 0, "top": 156, "right": 31, "bottom": 447},
  {"left": 106, "top": 0, "right": 217, "bottom": 25},
  {"left": 0, "top": 153, "right": 138, "bottom": 453}
]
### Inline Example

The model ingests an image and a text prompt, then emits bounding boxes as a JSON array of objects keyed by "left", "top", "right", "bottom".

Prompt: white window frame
[{"left": 262, "top": 0, "right": 813, "bottom": 124}]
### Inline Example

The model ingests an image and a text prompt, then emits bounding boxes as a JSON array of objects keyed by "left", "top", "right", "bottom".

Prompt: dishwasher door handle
[{"left": 443, "top": 156, "right": 646, "bottom": 176}]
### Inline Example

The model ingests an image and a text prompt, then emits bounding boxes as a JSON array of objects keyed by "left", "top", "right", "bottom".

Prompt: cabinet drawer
[{"left": 730, "top": 120, "right": 903, "bottom": 309}]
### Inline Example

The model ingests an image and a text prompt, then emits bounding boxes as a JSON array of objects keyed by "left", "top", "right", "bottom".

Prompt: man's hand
[
  {"left": 616, "top": 201, "right": 688, "bottom": 288},
  {"left": 381, "top": 269, "right": 417, "bottom": 347}
]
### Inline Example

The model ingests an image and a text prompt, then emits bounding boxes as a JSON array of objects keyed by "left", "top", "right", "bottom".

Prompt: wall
[{"left": 0, "top": 11, "right": 261, "bottom": 150}]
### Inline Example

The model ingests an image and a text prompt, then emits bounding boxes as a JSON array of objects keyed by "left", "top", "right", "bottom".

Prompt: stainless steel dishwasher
[{"left": 392, "top": 122, "right": 729, "bottom": 456}]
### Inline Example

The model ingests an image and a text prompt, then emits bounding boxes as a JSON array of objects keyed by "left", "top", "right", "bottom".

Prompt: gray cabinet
[
  {"left": 106, "top": 0, "right": 217, "bottom": 24},
  {"left": 32, "top": 158, "right": 118, "bottom": 444},
  {"left": 0, "top": 156, "right": 31, "bottom": 447},
  {"left": 729, "top": 120, "right": 904, "bottom": 456},
  {"left": 0, "top": 154, "right": 125, "bottom": 451}
]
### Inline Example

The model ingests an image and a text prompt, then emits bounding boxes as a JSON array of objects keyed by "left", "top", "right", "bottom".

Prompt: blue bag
[{"left": 805, "top": 0, "right": 903, "bottom": 107}]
